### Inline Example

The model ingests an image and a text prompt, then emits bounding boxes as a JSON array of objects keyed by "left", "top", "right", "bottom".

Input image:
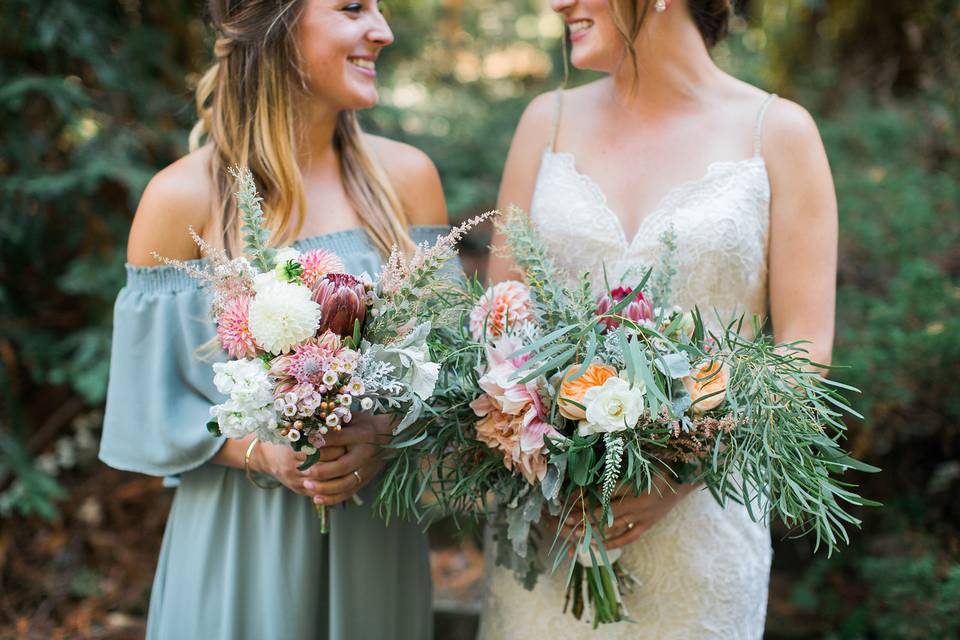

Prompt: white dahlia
[{"left": 248, "top": 281, "right": 321, "bottom": 354}]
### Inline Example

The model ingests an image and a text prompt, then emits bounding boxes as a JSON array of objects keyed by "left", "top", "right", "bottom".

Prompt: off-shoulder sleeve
[{"left": 99, "top": 264, "right": 226, "bottom": 477}]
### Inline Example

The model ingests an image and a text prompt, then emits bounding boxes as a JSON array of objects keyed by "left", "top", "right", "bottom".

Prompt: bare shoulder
[
  {"left": 365, "top": 134, "right": 448, "bottom": 226},
  {"left": 495, "top": 89, "right": 564, "bottom": 212},
  {"left": 127, "top": 145, "right": 215, "bottom": 265},
  {"left": 762, "top": 97, "right": 827, "bottom": 163},
  {"left": 514, "top": 89, "right": 562, "bottom": 149}
]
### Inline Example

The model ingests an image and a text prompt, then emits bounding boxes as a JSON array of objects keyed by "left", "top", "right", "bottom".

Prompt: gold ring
[{"left": 353, "top": 470, "right": 362, "bottom": 486}]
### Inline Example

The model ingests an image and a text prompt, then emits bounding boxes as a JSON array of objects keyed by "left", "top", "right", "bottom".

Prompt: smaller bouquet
[{"left": 161, "top": 167, "right": 485, "bottom": 532}]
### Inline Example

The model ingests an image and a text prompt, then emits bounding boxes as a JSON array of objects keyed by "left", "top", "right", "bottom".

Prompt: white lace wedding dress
[{"left": 477, "top": 92, "right": 778, "bottom": 639}]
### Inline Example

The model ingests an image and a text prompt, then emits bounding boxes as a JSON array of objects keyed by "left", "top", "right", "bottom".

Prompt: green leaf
[{"left": 297, "top": 450, "right": 322, "bottom": 471}]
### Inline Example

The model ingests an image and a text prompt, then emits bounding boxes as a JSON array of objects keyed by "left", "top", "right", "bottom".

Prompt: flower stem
[{"left": 315, "top": 502, "right": 328, "bottom": 534}]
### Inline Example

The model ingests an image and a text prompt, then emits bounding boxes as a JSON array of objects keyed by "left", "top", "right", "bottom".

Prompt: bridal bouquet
[
  {"left": 378, "top": 206, "right": 878, "bottom": 625},
  {"left": 161, "top": 167, "right": 485, "bottom": 532}
]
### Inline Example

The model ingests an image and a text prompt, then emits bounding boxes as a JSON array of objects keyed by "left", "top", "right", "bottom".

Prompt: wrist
[{"left": 248, "top": 438, "right": 272, "bottom": 475}]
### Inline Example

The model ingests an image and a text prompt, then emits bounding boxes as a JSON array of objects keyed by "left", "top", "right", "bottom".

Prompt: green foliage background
[{"left": 1, "top": 0, "right": 958, "bottom": 636}]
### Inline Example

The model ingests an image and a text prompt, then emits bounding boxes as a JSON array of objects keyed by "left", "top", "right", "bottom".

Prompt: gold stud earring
[{"left": 655, "top": 0, "right": 667, "bottom": 12}]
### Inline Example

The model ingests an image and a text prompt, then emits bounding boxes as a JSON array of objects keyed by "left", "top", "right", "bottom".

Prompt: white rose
[{"left": 577, "top": 376, "right": 646, "bottom": 436}]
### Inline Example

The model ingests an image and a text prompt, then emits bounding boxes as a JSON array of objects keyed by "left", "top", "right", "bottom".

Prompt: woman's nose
[{"left": 368, "top": 11, "right": 394, "bottom": 46}]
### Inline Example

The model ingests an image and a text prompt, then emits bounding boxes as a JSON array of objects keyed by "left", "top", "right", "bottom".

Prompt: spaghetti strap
[
  {"left": 549, "top": 88, "right": 564, "bottom": 152},
  {"left": 753, "top": 93, "right": 777, "bottom": 156}
]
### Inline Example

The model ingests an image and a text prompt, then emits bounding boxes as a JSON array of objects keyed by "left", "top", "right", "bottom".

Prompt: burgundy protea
[
  {"left": 311, "top": 273, "right": 367, "bottom": 338},
  {"left": 595, "top": 286, "right": 654, "bottom": 331}
]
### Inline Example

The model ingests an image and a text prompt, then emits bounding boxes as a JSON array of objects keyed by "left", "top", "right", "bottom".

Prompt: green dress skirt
[{"left": 100, "top": 226, "right": 449, "bottom": 640}]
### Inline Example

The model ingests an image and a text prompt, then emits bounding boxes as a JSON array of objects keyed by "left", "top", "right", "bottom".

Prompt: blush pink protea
[
  {"left": 272, "top": 340, "right": 331, "bottom": 387},
  {"left": 216, "top": 294, "right": 258, "bottom": 358},
  {"left": 311, "top": 273, "right": 367, "bottom": 338},
  {"left": 298, "top": 249, "right": 346, "bottom": 290},
  {"left": 595, "top": 286, "right": 654, "bottom": 332},
  {"left": 469, "top": 280, "right": 534, "bottom": 341}
]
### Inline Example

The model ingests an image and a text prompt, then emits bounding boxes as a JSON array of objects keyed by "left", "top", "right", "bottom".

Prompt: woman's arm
[
  {"left": 487, "top": 92, "right": 558, "bottom": 284},
  {"left": 764, "top": 99, "right": 839, "bottom": 375}
]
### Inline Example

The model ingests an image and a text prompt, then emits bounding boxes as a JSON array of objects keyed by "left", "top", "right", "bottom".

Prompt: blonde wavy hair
[{"left": 189, "top": 0, "right": 415, "bottom": 257}]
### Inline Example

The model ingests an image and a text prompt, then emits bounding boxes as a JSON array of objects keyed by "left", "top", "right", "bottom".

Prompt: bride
[{"left": 480, "top": 0, "right": 837, "bottom": 637}]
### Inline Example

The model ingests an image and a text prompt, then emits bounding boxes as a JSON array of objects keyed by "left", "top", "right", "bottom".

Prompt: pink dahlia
[
  {"left": 216, "top": 294, "right": 257, "bottom": 358},
  {"left": 596, "top": 286, "right": 654, "bottom": 332},
  {"left": 469, "top": 280, "right": 534, "bottom": 341},
  {"left": 298, "top": 249, "right": 346, "bottom": 290}
]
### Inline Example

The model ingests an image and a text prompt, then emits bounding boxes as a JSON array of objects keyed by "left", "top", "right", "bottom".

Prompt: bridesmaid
[{"left": 99, "top": 1, "right": 446, "bottom": 638}]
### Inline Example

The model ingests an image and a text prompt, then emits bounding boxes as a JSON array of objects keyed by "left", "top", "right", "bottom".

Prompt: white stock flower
[
  {"left": 209, "top": 359, "right": 279, "bottom": 439},
  {"left": 577, "top": 376, "right": 646, "bottom": 437},
  {"left": 247, "top": 281, "right": 321, "bottom": 354}
]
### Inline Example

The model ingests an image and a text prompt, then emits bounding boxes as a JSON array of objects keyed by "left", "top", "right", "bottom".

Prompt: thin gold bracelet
[{"left": 244, "top": 437, "right": 280, "bottom": 490}]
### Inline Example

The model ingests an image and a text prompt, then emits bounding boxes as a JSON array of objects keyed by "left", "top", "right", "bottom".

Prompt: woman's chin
[
  {"left": 569, "top": 50, "right": 605, "bottom": 73},
  {"left": 341, "top": 89, "right": 379, "bottom": 111}
]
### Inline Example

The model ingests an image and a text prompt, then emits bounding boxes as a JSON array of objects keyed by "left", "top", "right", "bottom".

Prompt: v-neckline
[{"left": 543, "top": 150, "right": 768, "bottom": 249}]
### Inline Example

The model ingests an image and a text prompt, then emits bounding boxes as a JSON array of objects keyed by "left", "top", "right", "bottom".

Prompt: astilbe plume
[
  {"left": 378, "top": 210, "right": 497, "bottom": 297},
  {"left": 151, "top": 226, "right": 255, "bottom": 318}
]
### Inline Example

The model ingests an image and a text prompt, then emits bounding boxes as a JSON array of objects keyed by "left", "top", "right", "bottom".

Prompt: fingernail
[
  {"left": 304, "top": 480, "right": 314, "bottom": 490},
  {"left": 314, "top": 496, "right": 324, "bottom": 505}
]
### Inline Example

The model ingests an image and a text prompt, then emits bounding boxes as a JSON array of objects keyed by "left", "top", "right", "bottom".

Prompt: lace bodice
[
  {"left": 531, "top": 152, "right": 770, "bottom": 335},
  {"left": 477, "top": 93, "right": 776, "bottom": 639}
]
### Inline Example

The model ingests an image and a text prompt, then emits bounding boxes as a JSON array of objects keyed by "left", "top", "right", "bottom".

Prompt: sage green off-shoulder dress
[{"left": 100, "top": 226, "right": 450, "bottom": 640}]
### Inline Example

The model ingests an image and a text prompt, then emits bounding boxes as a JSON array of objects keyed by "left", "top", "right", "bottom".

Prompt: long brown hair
[
  {"left": 189, "top": 0, "right": 415, "bottom": 257},
  {"left": 608, "top": 0, "right": 733, "bottom": 78}
]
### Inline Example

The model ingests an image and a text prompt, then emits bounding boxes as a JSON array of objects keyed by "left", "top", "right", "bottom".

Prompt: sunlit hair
[
  {"left": 189, "top": 0, "right": 415, "bottom": 257},
  {"left": 603, "top": 0, "right": 733, "bottom": 80}
]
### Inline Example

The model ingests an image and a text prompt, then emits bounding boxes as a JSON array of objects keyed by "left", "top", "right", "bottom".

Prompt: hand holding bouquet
[{"left": 379, "top": 206, "right": 879, "bottom": 625}]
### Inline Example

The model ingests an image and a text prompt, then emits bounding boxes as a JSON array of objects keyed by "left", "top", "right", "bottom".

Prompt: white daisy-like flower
[
  {"left": 248, "top": 281, "right": 321, "bottom": 354},
  {"left": 360, "top": 397, "right": 374, "bottom": 411},
  {"left": 338, "top": 393, "right": 352, "bottom": 406},
  {"left": 283, "top": 391, "right": 298, "bottom": 404},
  {"left": 322, "top": 371, "right": 338, "bottom": 386},
  {"left": 286, "top": 429, "right": 301, "bottom": 442},
  {"left": 282, "top": 404, "right": 297, "bottom": 418},
  {"left": 348, "top": 377, "right": 365, "bottom": 395},
  {"left": 325, "top": 413, "right": 341, "bottom": 428},
  {"left": 341, "top": 360, "right": 356, "bottom": 374}
]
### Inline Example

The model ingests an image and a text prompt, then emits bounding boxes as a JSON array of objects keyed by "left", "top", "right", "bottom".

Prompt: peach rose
[
  {"left": 683, "top": 360, "right": 730, "bottom": 414},
  {"left": 558, "top": 362, "right": 618, "bottom": 420}
]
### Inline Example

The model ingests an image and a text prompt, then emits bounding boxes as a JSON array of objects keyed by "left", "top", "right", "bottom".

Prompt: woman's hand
[
  {"left": 552, "top": 475, "right": 698, "bottom": 551},
  {"left": 298, "top": 413, "right": 394, "bottom": 507},
  {"left": 250, "top": 440, "right": 346, "bottom": 496}
]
